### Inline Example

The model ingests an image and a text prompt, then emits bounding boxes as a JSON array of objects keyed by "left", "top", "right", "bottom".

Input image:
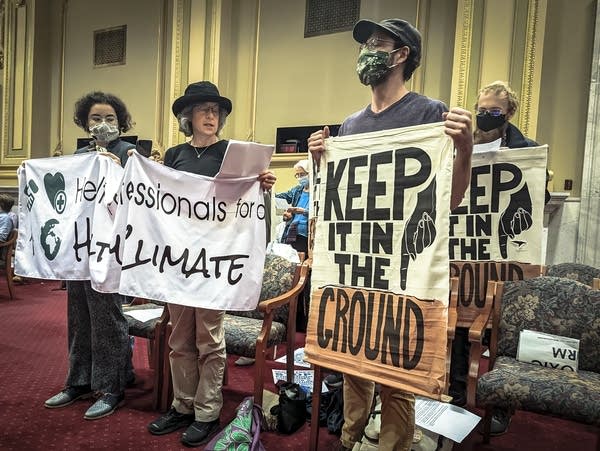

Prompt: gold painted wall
[
  {"left": 253, "top": 0, "right": 458, "bottom": 191},
  {"left": 0, "top": 0, "right": 596, "bottom": 199},
  {"left": 60, "top": 0, "right": 163, "bottom": 155},
  {"left": 537, "top": 0, "right": 596, "bottom": 196}
]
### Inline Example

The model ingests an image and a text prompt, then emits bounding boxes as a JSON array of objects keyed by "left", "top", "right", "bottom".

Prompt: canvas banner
[
  {"left": 15, "top": 153, "right": 122, "bottom": 280},
  {"left": 16, "top": 152, "right": 268, "bottom": 310},
  {"left": 449, "top": 146, "right": 547, "bottom": 263},
  {"left": 305, "top": 123, "right": 453, "bottom": 398},
  {"left": 449, "top": 146, "right": 547, "bottom": 326}
]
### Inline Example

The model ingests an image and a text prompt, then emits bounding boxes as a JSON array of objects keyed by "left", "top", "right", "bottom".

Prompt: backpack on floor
[{"left": 205, "top": 397, "right": 265, "bottom": 451}]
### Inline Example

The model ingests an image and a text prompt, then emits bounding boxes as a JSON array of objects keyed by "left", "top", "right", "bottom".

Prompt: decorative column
[{"left": 577, "top": 6, "right": 600, "bottom": 266}]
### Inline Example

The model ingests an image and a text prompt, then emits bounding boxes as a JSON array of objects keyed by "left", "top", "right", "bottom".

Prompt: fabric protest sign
[
  {"left": 97, "top": 153, "right": 268, "bottom": 310},
  {"left": 450, "top": 261, "right": 543, "bottom": 327},
  {"left": 449, "top": 146, "right": 547, "bottom": 326},
  {"left": 449, "top": 146, "right": 547, "bottom": 262},
  {"left": 16, "top": 153, "right": 122, "bottom": 280},
  {"left": 16, "top": 152, "right": 268, "bottom": 311},
  {"left": 305, "top": 123, "right": 453, "bottom": 398}
]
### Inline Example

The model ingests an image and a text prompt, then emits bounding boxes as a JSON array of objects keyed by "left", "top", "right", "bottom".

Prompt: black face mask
[{"left": 476, "top": 112, "right": 506, "bottom": 132}]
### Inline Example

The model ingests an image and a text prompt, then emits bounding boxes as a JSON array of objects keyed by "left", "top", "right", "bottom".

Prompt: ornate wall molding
[
  {"left": 577, "top": 5, "right": 600, "bottom": 266},
  {"left": 0, "top": 0, "right": 34, "bottom": 168},
  {"left": 518, "top": 0, "right": 546, "bottom": 138},
  {"left": 167, "top": 0, "right": 187, "bottom": 149},
  {"left": 450, "top": 0, "right": 474, "bottom": 109}
]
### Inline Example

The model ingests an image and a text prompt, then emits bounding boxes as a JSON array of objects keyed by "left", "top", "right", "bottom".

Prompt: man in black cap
[{"left": 309, "top": 18, "right": 473, "bottom": 451}]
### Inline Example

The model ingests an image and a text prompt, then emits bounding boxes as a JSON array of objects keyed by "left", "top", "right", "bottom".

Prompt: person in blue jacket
[{"left": 275, "top": 159, "right": 310, "bottom": 255}]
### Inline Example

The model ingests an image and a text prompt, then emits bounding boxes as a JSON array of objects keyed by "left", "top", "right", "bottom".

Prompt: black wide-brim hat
[{"left": 171, "top": 81, "right": 232, "bottom": 117}]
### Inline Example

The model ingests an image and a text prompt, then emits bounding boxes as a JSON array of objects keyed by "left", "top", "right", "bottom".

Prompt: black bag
[
  {"left": 306, "top": 386, "right": 344, "bottom": 435},
  {"left": 270, "top": 382, "right": 307, "bottom": 434}
]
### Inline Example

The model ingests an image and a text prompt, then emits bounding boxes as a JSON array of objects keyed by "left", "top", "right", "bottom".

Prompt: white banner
[
  {"left": 311, "top": 122, "right": 453, "bottom": 302},
  {"left": 16, "top": 151, "right": 269, "bottom": 310},
  {"left": 449, "top": 146, "right": 548, "bottom": 263},
  {"left": 16, "top": 152, "right": 121, "bottom": 280}
]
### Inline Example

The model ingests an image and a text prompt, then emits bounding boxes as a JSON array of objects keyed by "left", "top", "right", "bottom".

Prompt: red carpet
[{"left": 0, "top": 281, "right": 597, "bottom": 450}]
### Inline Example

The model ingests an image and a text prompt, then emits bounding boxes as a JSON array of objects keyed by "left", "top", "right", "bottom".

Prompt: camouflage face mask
[{"left": 356, "top": 48, "right": 399, "bottom": 86}]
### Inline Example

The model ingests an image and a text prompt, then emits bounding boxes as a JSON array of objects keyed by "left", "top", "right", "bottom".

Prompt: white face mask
[{"left": 89, "top": 121, "right": 120, "bottom": 143}]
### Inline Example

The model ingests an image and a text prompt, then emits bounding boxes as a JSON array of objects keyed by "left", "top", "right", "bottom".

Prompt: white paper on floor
[
  {"left": 415, "top": 396, "right": 481, "bottom": 443},
  {"left": 274, "top": 347, "right": 311, "bottom": 368},
  {"left": 271, "top": 369, "right": 328, "bottom": 394}
]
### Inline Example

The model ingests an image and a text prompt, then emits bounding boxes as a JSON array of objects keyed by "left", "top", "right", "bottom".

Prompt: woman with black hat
[{"left": 147, "top": 81, "right": 275, "bottom": 447}]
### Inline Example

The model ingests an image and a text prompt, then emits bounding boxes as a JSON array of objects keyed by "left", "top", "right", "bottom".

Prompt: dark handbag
[
  {"left": 204, "top": 397, "right": 265, "bottom": 451},
  {"left": 270, "top": 382, "right": 307, "bottom": 434}
]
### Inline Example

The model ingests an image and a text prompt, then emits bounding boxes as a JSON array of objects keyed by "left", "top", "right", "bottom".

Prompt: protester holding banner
[
  {"left": 147, "top": 81, "right": 276, "bottom": 447},
  {"left": 448, "top": 80, "right": 546, "bottom": 435},
  {"left": 308, "top": 18, "right": 473, "bottom": 451},
  {"left": 44, "top": 91, "right": 135, "bottom": 420}
]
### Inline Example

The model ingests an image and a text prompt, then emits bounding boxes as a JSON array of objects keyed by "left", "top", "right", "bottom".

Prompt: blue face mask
[{"left": 298, "top": 176, "right": 309, "bottom": 188}]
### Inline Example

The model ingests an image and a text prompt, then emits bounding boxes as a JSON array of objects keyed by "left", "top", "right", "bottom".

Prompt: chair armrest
[
  {"left": 466, "top": 281, "right": 496, "bottom": 408},
  {"left": 447, "top": 278, "right": 459, "bottom": 341},
  {"left": 258, "top": 261, "right": 310, "bottom": 314},
  {"left": 593, "top": 278, "right": 600, "bottom": 290},
  {"left": 0, "top": 230, "right": 18, "bottom": 248}
]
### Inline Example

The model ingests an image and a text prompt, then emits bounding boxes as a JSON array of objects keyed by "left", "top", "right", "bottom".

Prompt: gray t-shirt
[{"left": 338, "top": 91, "right": 447, "bottom": 136}]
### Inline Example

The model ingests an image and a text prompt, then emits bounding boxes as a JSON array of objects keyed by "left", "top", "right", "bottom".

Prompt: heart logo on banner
[{"left": 43, "top": 172, "right": 67, "bottom": 214}]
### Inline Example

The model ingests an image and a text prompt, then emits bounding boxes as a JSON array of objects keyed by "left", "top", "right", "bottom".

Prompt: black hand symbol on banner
[
  {"left": 25, "top": 180, "right": 39, "bottom": 211},
  {"left": 400, "top": 178, "right": 437, "bottom": 290},
  {"left": 498, "top": 183, "right": 533, "bottom": 258}
]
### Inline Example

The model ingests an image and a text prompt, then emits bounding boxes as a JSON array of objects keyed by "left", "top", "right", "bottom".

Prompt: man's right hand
[{"left": 307, "top": 125, "right": 330, "bottom": 169}]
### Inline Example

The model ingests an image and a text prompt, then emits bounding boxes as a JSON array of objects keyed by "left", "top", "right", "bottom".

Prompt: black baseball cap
[{"left": 353, "top": 18, "right": 422, "bottom": 80}]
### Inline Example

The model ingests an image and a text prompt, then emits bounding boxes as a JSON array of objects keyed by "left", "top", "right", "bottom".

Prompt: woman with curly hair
[{"left": 44, "top": 91, "right": 134, "bottom": 420}]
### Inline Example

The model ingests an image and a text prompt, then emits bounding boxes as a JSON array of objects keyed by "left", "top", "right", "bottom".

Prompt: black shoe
[
  {"left": 490, "top": 409, "right": 511, "bottom": 435},
  {"left": 479, "top": 409, "right": 512, "bottom": 436},
  {"left": 44, "top": 385, "right": 93, "bottom": 409},
  {"left": 324, "top": 372, "right": 343, "bottom": 389},
  {"left": 181, "top": 419, "right": 220, "bottom": 447},
  {"left": 148, "top": 408, "right": 195, "bottom": 436},
  {"left": 84, "top": 392, "right": 125, "bottom": 420},
  {"left": 449, "top": 387, "right": 467, "bottom": 407}
]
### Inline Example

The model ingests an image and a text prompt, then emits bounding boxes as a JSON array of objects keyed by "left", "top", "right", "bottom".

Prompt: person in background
[
  {"left": 44, "top": 91, "right": 134, "bottom": 420},
  {"left": 0, "top": 194, "right": 16, "bottom": 236},
  {"left": 275, "top": 159, "right": 310, "bottom": 255},
  {"left": 274, "top": 159, "right": 311, "bottom": 332},
  {"left": 448, "top": 80, "right": 546, "bottom": 434},
  {"left": 147, "top": 81, "right": 276, "bottom": 447},
  {"left": 308, "top": 18, "right": 473, "bottom": 451}
]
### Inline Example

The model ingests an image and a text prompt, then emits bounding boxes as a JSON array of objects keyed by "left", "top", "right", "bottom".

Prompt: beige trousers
[
  {"left": 341, "top": 374, "right": 415, "bottom": 451},
  {"left": 168, "top": 304, "right": 226, "bottom": 422}
]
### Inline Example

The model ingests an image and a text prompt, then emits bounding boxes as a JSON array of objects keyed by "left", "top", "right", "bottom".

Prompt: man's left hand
[{"left": 443, "top": 107, "right": 473, "bottom": 155}]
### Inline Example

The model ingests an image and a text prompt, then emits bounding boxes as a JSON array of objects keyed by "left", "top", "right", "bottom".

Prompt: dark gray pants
[{"left": 65, "top": 281, "right": 129, "bottom": 394}]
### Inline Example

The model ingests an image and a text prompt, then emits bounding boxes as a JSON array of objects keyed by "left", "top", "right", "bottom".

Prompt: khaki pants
[
  {"left": 341, "top": 374, "right": 415, "bottom": 451},
  {"left": 168, "top": 304, "right": 226, "bottom": 422}
]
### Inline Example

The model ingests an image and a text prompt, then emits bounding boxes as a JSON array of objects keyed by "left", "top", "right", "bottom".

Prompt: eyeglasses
[
  {"left": 294, "top": 172, "right": 308, "bottom": 179},
  {"left": 194, "top": 105, "right": 220, "bottom": 116},
  {"left": 360, "top": 37, "right": 396, "bottom": 52},
  {"left": 477, "top": 108, "right": 504, "bottom": 117}
]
